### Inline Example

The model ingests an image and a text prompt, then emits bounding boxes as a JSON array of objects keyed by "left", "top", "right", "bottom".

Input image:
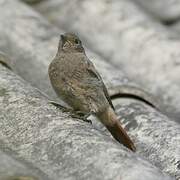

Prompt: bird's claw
[
  {"left": 70, "top": 111, "right": 92, "bottom": 124},
  {"left": 48, "top": 101, "right": 72, "bottom": 112},
  {"left": 49, "top": 101, "right": 92, "bottom": 124}
]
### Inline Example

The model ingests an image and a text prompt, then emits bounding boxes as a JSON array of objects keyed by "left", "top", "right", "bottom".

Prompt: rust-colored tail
[{"left": 98, "top": 107, "right": 136, "bottom": 152}]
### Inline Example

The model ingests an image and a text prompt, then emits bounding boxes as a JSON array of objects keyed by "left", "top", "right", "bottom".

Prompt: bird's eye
[{"left": 74, "top": 39, "right": 79, "bottom": 44}]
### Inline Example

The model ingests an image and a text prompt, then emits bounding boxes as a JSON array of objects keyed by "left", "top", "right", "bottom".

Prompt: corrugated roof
[{"left": 0, "top": 0, "right": 179, "bottom": 179}]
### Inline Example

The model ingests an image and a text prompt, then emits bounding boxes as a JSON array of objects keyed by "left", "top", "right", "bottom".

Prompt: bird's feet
[
  {"left": 48, "top": 101, "right": 72, "bottom": 113},
  {"left": 70, "top": 111, "right": 92, "bottom": 124},
  {"left": 49, "top": 101, "right": 92, "bottom": 124}
]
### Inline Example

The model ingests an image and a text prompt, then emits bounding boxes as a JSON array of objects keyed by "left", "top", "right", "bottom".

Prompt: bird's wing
[{"left": 86, "top": 60, "right": 115, "bottom": 110}]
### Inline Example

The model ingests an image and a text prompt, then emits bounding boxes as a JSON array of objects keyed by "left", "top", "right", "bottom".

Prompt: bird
[{"left": 48, "top": 33, "right": 136, "bottom": 151}]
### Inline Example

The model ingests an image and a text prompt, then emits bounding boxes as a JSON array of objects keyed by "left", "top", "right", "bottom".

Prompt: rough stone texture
[
  {"left": 0, "top": 147, "right": 50, "bottom": 180},
  {"left": 132, "top": 0, "right": 180, "bottom": 22},
  {"left": 0, "top": 1, "right": 179, "bottom": 178},
  {"left": 0, "top": 0, "right": 61, "bottom": 103},
  {"left": 33, "top": 0, "right": 180, "bottom": 122},
  {"left": 113, "top": 98, "right": 180, "bottom": 180},
  {"left": 0, "top": 63, "right": 174, "bottom": 180},
  {"left": 169, "top": 22, "right": 180, "bottom": 34}
]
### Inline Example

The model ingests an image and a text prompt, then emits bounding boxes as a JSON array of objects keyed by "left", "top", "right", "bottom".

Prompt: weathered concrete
[
  {"left": 0, "top": 1, "right": 179, "bottom": 178},
  {"left": 169, "top": 22, "right": 180, "bottom": 34},
  {"left": 132, "top": 0, "right": 180, "bottom": 22},
  {"left": 33, "top": 0, "right": 180, "bottom": 122},
  {"left": 0, "top": 0, "right": 60, "bottom": 103},
  {"left": 131, "top": 0, "right": 180, "bottom": 22},
  {"left": 0, "top": 146, "right": 51, "bottom": 180},
  {"left": 113, "top": 98, "right": 180, "bottom": 179}
]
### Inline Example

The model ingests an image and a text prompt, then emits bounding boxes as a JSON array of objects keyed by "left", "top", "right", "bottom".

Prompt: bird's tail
[{"left": 98, "top": 107, "right": 136, "bottom": 152}]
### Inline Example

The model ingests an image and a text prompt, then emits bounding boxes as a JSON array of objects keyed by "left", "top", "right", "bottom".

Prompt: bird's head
[{"left": 58, "top": 33, "right": 84, "bottom": 53}]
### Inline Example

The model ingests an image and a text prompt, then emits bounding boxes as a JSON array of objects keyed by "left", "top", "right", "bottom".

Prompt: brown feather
[{"left": 98, "top": 107, "right": 136, "bottom": 152}]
